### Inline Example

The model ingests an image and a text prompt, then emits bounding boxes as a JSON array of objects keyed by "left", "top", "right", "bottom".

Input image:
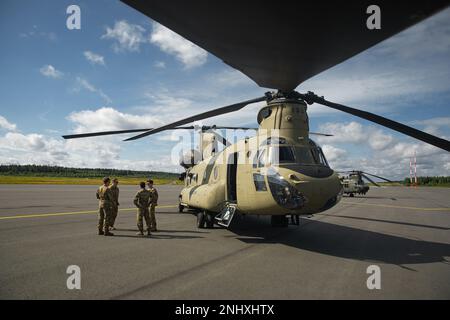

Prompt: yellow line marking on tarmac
[
  {"left": 0, "top": 205, "right": 178, "bottom": 220},
  {"left": 341, "top": 201, "right": 450, "bottom": 212}
]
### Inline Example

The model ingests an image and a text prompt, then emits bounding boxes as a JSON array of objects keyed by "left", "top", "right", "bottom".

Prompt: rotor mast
[{"left": 256, "top": 91, "right": 310, "bottom": 144}]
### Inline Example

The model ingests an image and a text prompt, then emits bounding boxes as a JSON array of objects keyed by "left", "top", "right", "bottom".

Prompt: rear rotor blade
[
  {"left": 124, "top": 96, "right": 268, "bottom": 141},
  {"left": 300, "top": 92, "right": 450, "bottom": 152},
  {"left": 361, "top": 171, "right": 393, "bottom": 182},
  {"left": 361, "top": 174, "right": 381, "bottom": 187},
  {"left": 63, "top": 129, "right": 152, "bottom": 139},
  {"left": 63, "top": 126, "right": 194, "bottom": 139},
  {"left": 310, "top": 132, "right": 333, "bottom": 137}
]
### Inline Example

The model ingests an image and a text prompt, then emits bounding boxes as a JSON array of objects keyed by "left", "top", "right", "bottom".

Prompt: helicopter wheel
[
  {"left": 349, "top": 193, "right": 354, "bottom": 197},
  {"left": 178, "top": 203, "right": 184, "bottom": 213},
  {"left": 197, "top": 211, "right": 206, "bottom": 228},
  {"left": 205, "top": 212, "right": 214, "bottom": 228}
]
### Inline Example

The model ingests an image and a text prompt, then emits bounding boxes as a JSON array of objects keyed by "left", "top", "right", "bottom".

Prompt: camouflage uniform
[
  {"left": 109, "top": 184, "right": 120, "bottom": 228},
  {"left": 134, "top": 188, "right": 152, "bottom": 235},
  {"left": 148, "top": 186, "right": 158, "bottom": 231},
  {"left": 96, "top": 185, "right": 114, "bottom": 233}
]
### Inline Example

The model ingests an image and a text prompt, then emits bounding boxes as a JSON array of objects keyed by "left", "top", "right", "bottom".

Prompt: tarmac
[{"left": 0, "top": 184, "right": 449, "bottom": 299}]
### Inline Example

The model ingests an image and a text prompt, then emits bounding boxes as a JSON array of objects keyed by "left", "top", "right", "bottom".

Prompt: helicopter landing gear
[
  {"left": 178, "top": 203, "right": 184, "bottom": 212},
  {"left": 205, "top": 212, "right": 214, "bottom": 228},
  {"left": 349, "top": 193, "right": 354, "bottom": 197},
  {"left": 271, "top": 215, "right": 288, "bottom": 227},
  {"left": 197, "top": 211, "right": 206, "bottom": 228},
  {"left": 290, "top": 214, "right": 300, "bottom": 226},
  {"left": 197, "top": 211, "right": 215, "bottom": 228}
]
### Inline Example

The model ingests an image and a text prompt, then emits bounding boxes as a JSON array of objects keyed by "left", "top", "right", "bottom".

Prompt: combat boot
[
  {"left": 104, "top": 230, "right": 114, "bottom": 236},
  {"left": 136, "top": 231, "right": 144, "bottom": 236},
  {"left": 98, "top": 230, "right": 104, "bottom": 235},
  {"left": 146, "top": 230, "right": 152, "bottom": 237}
]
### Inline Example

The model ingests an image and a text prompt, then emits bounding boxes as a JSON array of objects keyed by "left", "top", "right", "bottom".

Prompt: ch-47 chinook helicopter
[
  {"left": 63, "top": 1, "right": 450, "bottom": 228},
  {"left": 338, "top": 171, "right": 392, "bottom": 197}
]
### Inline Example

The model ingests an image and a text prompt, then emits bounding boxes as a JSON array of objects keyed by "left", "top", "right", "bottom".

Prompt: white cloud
[
  {"left": 0, "top": 109, "right": 182, "bottom": 172},
  {"left": 39, "top": 65, "right": 63, "bottom": 78},
  {"left": 83, "top": 51, "right": 105, "bottom": 65},
  {"left": 102, "top": 20, "right": 146, "bottom": 53},
  {"left": 149, "top": 22, "right": 207, "bottom": 69},
  {"left": 19, "top": 25, "right": 57, "bottom": 41},
  {"left": 315, "top": 120, "right": 450, "bottom": 180},
  {"left": 67, "top": 107, "right": 164, "bottom": 133},
  {"left": 321, "top": 145, "right": 346, "bottom": 162},
  {"left": 75, "top": 77, "right": 112, "bottom": 104},
  {"left": 153, "top": 61, "right": 166, "bottom": 68},
  {"left": 0, "top": 116, "right": 17, "bottom": 131}
]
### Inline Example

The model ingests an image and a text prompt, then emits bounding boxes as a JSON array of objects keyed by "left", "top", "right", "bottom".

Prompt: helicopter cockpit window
[
  {"left": 295, "top": 147, "right": 316, "bottom": 164},
  {"left": 270, "top": 146, "right": 295, "bottom": 164},
  {"left": 253, "top": 173, "right": 267, "bottom": 191},
  {"left": 257, "top": 148, "right": 267, "bottom": 167},
  {"left": 310, "top": 147, "right": 329, "bottom": 167},
  {"left": 318, "top": 148, "right": 329, "bottom": 167}
]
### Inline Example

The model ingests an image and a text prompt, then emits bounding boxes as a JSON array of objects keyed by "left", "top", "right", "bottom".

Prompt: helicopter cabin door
[{"left": 227, "top": 152, "right": 238, "bottom": 202}]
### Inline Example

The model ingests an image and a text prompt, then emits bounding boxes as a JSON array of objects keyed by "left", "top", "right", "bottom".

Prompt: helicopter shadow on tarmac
[
  {"left": 343, "top": 195, "right": 397, "bottom": 200},
  {"left": 228, "top": 214, "right": 450, "bottom": 268}
]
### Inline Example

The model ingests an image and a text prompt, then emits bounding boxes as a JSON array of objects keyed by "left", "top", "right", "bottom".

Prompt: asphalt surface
[{"left": 0, "top": 184, "right": 449, "bottom": 299}]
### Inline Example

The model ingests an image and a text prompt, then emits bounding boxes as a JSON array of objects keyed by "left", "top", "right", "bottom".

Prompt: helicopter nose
[{"left": 286, "top": 170, "right": 343, "bottom": 212}]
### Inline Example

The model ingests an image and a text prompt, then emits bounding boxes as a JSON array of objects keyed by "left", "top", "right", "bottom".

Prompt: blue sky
[{"left": 0, "top": 1, "right": 449, "bottom": 179}]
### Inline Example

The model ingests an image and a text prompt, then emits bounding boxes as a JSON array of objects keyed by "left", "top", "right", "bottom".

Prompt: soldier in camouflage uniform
[
  {"left": 96, "top": 177, "right": 114, "bottom": 236},
  {"left": 147, "top": 179, "right": 159, "bottom": 232},
  {"left": 134, "top": 182, "right": 152, "bottom": 236},
  {"left": 109, "top": 178, "right": 120, "bottom": 230}
]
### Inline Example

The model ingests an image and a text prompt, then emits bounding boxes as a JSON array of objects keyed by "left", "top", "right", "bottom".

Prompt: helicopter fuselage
[{"left": 179, "top": 99, "right": 343, "bottom": 218}]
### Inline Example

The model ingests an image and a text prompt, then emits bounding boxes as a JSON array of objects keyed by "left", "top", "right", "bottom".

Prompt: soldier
[
  {"left": 146, "top": 179, "right": 159, "bottom": 232},
  {"left": 133, "top": 182, "right": 152, "bottom": 236},
  {"left": 109, "top": 178, "right": 120, "bottom": 230},
  {"left": 96, "top": 177, "right": 114, "bottom": 236}
]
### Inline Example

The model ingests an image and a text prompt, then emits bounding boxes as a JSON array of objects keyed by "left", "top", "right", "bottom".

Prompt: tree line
[
  {"left": 402, "top": 176, "right": 450, "bottom": 186},
  {"left": 0, "top": 164, "right": 179, "bottom": 179}
]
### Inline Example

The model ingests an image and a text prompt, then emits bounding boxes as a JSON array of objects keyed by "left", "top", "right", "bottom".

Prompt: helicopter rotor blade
[
  {"left": 63, "top": 129, "right": 153, "bottom": 139},
  {"left": 62, "top": 126, "right": 195, "bottom": 139},
  {"left": 361, "top": 174, "right": 381, "bottom": 187},
  {"left": 300, "top": 92, "right": 450, "bottom": 152},
  {"left": 310, "top": 132, "right": 333, "bottom": 137},
  {"left": 361, "top": 171, "right": 393, "bottom": 183},
  {"left": 124, "top": 95, "right": 268, "bottom": 141}
]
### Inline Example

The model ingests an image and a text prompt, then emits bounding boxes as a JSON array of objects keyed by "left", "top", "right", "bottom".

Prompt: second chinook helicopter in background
[{"left": 339, "top": 171, "right": 392, "bottom": 197}]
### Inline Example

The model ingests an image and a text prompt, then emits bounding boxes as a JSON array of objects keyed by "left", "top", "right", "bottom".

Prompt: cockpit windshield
[{"left": 254, "top": 139, "right": 329, "bottom": 167}]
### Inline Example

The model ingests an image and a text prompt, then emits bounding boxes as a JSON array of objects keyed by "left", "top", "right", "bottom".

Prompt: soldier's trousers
[
  {"left": 137, "top": 208, "right": 151, "bottom": 232},
  {"left": 111, "top": 205, "right": 118, "bottom": 227},
  {"left": 98, "top": 206, "right": 112, "bottom": 231},
  {"left": 149, "top": 204, "right": 157, "bottom": 231}
]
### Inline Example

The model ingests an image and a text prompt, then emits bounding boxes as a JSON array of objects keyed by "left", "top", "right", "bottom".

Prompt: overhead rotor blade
[
  {"left": 361, "top": 171, "right": 393, "bottom": 182},
  {"left": 300, "top": 92, "right": 450, "bottom": 152},
  {"left": 310, "top": 132, "right": 333, "bottom": 137},
  {"left": 361, "top": 174, "right": 381, "bottom": 187},
  {"left": 121, "top": 0, "right": 449, "bottom": 91},
  {"left": 62, "top": 127, "right": 194, "bottom": 139},
  {"left": 124, "top": 96, "right": 268, "bottom": 141},
  {"left": 213, "top": 126, "right": 256, "bottom": 130}
]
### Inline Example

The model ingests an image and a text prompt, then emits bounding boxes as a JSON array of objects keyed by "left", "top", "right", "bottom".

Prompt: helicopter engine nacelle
[{"left": 179, "top": 149, "right": 202, "bottom": 169}]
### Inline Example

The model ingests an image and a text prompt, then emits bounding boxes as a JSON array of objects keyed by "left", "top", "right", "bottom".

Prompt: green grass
[{"left": 0, "top": 175, "right": 183, "bottom": 185}]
